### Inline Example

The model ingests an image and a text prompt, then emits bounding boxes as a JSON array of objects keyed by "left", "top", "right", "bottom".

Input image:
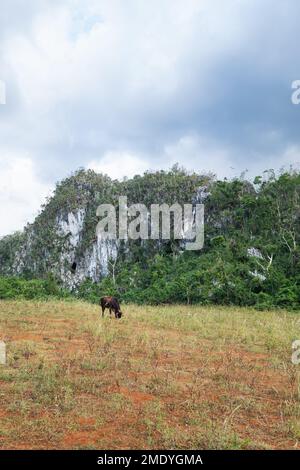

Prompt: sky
[{"left": 1, "top": 0, "right": 300, "bottom": 236}]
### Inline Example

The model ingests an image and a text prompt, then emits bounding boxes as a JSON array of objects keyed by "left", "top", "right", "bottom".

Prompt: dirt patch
[
  {"left": 116, "top": 386, "right": 154, "bottom": 404},
  {"left": 77, "top": 416, "right": 96, "bottom": 426},
  {"left": 0, "top": 409, "right": 8, "bottom": 418},
  {"left": 8, "top": 333, "right": 44, "bottom": 342}
]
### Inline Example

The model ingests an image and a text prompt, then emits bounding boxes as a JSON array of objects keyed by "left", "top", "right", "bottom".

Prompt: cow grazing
[{"left": 100, "top": 296, "right": 123, "bottom": 319}]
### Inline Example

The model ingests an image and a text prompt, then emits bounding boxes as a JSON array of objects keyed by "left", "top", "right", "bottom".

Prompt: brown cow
[{"left": 100, "top": 296, "right": 123, "bottom": 319}]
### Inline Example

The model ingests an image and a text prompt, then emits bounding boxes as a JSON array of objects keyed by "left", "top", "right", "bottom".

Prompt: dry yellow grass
[{"left": 0, "top": 299, "right": 300, "bottom": 449}]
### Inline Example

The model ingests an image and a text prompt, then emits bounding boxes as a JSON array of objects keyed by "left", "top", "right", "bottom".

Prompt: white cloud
[
  {"left": 0, "top": 0, "right": 300, "bottom": 235},
  {"left": 1, "top": 0, "right": 251, "bottom": 137},
  {"left": 88, "top": 151, "right": 149, "bottom": 179},
  {"left": 281, "top": 145, "right": 300, "bottom": 170},
  {"left": 88, "top": 135, "right": 235, "bottom": 180},
  {"left": 162, "top": 135, "right": 235, "bottom": 178},
  {"left": 0, "top": 154, "right": 52, "bottom": 236}
]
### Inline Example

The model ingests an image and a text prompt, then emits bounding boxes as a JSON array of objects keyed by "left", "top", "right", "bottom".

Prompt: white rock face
[
  {"left": 56, "top": 209, "right": 85, "bottom": 247},
  {"left": 8, "top": 184, "right": 210, "bottom": 289},
  {"left": 12, "top": 231, "right": 33, "bottom": 274},
  {"left": 195, "top": 185, "right": 211, "bottom": 203},
  {"left": 247, "top": 247, "right": 263, "bottom": 259},
  {"left": 56, "top": 209, "right": 118, "bottom": 289},
  {"left": 247, "top": 247, "right": 266, "bottom": 281},
  {"left": 249, "top": 270, "right": 266, "bottom": 281}
]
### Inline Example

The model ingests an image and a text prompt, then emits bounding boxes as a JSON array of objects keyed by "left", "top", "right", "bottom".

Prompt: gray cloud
[{"left": 0, "top": 0, "right": 300, "bottom": 234}]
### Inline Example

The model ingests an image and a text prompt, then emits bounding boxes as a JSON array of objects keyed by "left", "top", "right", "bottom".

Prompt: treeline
[
  {"left": 0, "top": 276, "right": 69, "bottom": 301},
  {"left": 78, "top": 169, "right": 300, "bottom": 310},
  {"left": 0, "top": 167, "right": 299, "bottom": 310}
]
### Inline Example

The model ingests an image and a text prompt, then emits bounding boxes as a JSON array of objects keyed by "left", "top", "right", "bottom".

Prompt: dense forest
[{"left": 0, "top": 166, "right": 299, "bottom": 309}]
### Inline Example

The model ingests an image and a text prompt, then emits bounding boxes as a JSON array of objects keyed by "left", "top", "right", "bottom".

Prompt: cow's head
[{"left": 116, "top": 310, "right": 123, "bottom": 319}]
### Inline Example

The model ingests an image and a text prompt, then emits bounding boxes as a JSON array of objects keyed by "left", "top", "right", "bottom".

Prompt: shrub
[{"left": 0, "top": 277, "right": 69, "bottom": 301}]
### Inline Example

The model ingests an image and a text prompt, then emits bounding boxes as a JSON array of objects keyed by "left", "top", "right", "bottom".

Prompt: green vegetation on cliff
[{"left": 0, "top": 166, "right": 299, "bottom": 309}]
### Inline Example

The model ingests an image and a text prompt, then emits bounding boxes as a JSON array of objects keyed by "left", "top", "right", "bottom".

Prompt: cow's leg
[
  {"left": 101, "top": 306, "right": 105, "bottom": 317},
  {"left": 109, "top": 307, "right": 112, "bottom": 317}
]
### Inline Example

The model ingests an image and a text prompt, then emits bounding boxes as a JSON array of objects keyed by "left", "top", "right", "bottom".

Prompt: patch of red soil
[
  {"left": 0, "top": 408, "right": 8, "bottom": 418},
  {"left": 62, "top": 421, "right": 141, "bottom": 449},
  {"left": 118, "top": 386, "right": 154, "bottom": 404},
  {"left": 77, "top": 416, "right": 96, "bottom": 426},
  {"left": 106, "top": 385, "right": 153, "bottom": 404},
  {"left": 9, "top": 333, "right": 44, "bottom": 342},
  {"left": 63, "top": 430, "right": 97, "bottom": 448}
]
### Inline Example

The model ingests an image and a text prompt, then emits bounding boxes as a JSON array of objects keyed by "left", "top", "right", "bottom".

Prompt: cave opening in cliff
[{"left": 71, "top": 261, "right": 77, "bottom": 273}]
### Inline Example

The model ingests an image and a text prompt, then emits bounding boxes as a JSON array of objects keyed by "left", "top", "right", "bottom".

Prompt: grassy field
[{"left": 0, "top": 300, "right": 300, "bottom": 450}]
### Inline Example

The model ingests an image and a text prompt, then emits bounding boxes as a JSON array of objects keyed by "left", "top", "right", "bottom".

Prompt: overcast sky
[{"left": 1, "top": 0, "right": 300, "bottom": 236}]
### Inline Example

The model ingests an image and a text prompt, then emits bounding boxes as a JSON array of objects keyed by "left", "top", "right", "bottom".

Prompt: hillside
[{"left": 0, "top": 167, "right": 300, "bottom": 309}]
